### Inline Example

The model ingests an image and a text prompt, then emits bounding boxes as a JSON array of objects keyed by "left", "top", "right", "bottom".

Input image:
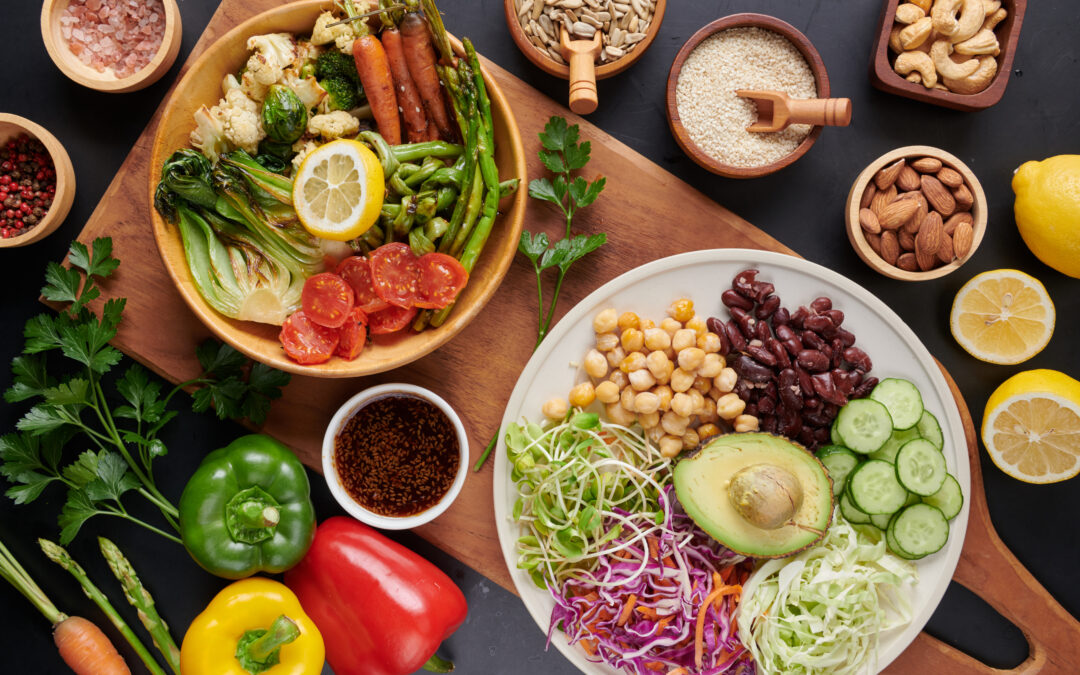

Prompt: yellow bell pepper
[{"left": 180, "top": 577, "right": 324, "bottom": 675}]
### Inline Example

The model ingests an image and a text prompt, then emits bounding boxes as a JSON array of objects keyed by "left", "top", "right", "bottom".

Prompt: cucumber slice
[
  {"left": 869, "top": 378, "right": 924, "bottom": 430},
  {"left": 917, "top": 410, "right": 944, "bottom": 450},
  {"left": 922, "top": 473, "right": 964, "bottom": 520},
  {"left": 817, "top": 445, "right": 860, "bottom": 496},
  {"left": 836, "top": 399, "right": 893, "bottom": 453},
  {"left": 830, "top": 419, "right": 843, "bottom": 446},
  {"left": 840, "top": 490, "right": 872, "bottom": 525},
  {"left": 885, "top": 520, "right": 920, "bottom": 560},
  {"left": 848, "top": 459, "right": 908, "bottom": 515},
  {"left": 888, "top": 503, "right": 949, "bottom": 558},
  {"left": 870, "top": 512, "right": 893, "bottom": 530},
  {"left": 869, "top": 427, "right": 921, "bottom": 463},
  {"left": 895, "top": 439, "right": 947, "bottom": 496}
]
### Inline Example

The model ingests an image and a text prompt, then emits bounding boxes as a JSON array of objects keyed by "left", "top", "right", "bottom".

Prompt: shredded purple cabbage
[{"left": 547, "top": 487, "right": 756, "bottom": 675}]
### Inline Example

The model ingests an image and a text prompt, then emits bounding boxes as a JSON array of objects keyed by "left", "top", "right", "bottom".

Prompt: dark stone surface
[{"left": 1, "top": 1, "right": 1077, "bottom": 673}]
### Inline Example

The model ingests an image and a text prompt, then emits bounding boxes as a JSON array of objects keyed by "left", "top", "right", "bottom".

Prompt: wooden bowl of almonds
[{"left": 846, "top": 145, "right": 987, "bottom": 281}]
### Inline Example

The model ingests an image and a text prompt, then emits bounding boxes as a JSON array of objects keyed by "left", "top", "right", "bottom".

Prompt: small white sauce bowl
[{"left": 322, "top": 383, "right": 469, "bottom": 530}]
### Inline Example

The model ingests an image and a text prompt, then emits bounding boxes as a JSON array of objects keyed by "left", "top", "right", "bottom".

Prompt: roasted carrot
[
  {"left": 352, "top": 35, "right": 402, "bottom": 144},
  {"left": 400, "top": 11, "right": 454, "bottom": 140},
  {"left": 381, "top": 27, "right": 430, "bottom": 143},
  {"left": 54, "top": 616, "right": 131, "bottom": 675}
]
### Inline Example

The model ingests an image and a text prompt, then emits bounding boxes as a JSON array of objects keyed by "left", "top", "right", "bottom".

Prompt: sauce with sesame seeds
[{"left": 334, "top": 393, "right": 459, "bottom": 517}]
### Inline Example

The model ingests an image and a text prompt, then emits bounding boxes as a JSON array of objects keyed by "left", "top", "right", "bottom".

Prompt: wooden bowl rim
[
  {"left": 502, "top": 0, "right": 667, "bottom": 80},
  {"left": 869, "top": 0, "right": 1027, "bottom": 111},
  {"left": 845, "top": 145, "right": 988, "bottom": 281},
  {"left": 665, "top": 13, "right": 830, "bottom": 179},
  {"left": 39, "top": 0, "right": 183, "bottom": 93},
  {"left": 148, "top": 0, "right": 528, "bottom": 378},
  {"left": 0, "top": 113, "right": 76, "bottom": 248}
]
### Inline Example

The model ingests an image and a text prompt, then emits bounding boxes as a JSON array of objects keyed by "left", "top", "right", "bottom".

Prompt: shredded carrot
[
  {"left": 647, "top": 536, "right": 659, "bottom": 560},
  {"left": 644, "top": 661, "right": 666, "bottom": 671},
  {"left": 653, "top": 615, "right": 673, "bottom": 635},
  {"left": 580, "top": 638, "right": 598, "bottom": 656},
  {"left": 694, "top": 584, "right": 743, "bottom": 669},
  {"left": 636, "top": 605, "right": 661, "bottom": 621},
  {"left": 617, "top": 594, "right": 638, "bottom": 627},
  {"left": 666, "top": 669, "right": 690, "bottom": 675}
]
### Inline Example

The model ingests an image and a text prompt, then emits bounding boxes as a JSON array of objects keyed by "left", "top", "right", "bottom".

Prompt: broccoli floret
[
  {"left": 320, "top": 77, "right": 362, "bottom": 111},
  {"left": 315, "top": 51, "right": 360, "bottom": 85}
]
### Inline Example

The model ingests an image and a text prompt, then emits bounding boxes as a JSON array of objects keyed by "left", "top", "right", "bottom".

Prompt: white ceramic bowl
[{"left": 322, "top": 383, "right": 469, "bottom": 530}]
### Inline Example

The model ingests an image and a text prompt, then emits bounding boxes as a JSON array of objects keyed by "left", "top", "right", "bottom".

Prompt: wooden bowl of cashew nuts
[{"left": 869, "top": 0, "right": 1026, "bottom": 111}]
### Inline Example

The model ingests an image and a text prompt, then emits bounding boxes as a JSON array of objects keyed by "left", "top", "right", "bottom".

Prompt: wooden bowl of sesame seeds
[{"left": 666, "top": 14, "right": 831, "bottom": 179}]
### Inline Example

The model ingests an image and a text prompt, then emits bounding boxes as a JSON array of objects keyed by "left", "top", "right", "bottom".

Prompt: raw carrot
[
  {"left": 616, "top": 594, "right": 637, "bottom": 626},
  {"left": 666, "top": 669, "right": 690, "bottom": 675},
  {"left": 352, "top": 35, "right": 402, "bottom": 144},
  {"left": 381, "top": 27, "right": 429, "bottom": 143},
  {"left": 400, "top": 11, "right": 454, "bottom": 140},
  {"left": 54, "top": 616, "right": 131, "bottom": 675},
  {"left": 694, "top": 583, "right": 742, "bottom": 669}
]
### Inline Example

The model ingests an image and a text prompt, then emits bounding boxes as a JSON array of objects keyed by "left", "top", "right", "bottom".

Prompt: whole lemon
[{"left": 1012, "top": 155, "right": 1080, "bottom": 278}]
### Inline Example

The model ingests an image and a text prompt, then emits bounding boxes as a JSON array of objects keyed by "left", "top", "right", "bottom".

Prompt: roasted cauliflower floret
[
  {"left": 190, "top": 106, "right": 229, "bottom": 164},
  {"left": 311, "top": 11, "right": 356, "bottom": 52},
  {"left": 281, "top": 70, "right": 327, "bottom": 110},
  {"left": 307, "top": 110, "right": 360, "bottom": 139},
  {"left": 292, "top": 139, "right": 319, "bottom": 170},
  {"left": 218, "top": 88, "right": 265, "bottom": 154}
]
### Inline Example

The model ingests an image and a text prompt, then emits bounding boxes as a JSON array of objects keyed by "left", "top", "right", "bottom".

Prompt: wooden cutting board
[{"left": 66, "top": 0, "right": 1078, "bottom": 672}]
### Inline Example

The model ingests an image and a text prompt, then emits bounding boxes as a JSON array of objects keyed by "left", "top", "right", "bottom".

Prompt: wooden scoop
[
  {"left": 560, "top": 27, "right": 601, "bottom": 115},
  {"left": 736, "top": 90, "right": 852, "bottom": 133}
]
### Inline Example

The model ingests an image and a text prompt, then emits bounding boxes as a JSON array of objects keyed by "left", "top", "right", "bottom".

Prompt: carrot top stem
[{"left": 0, "top": 537, "right": 65, "bottom": 626}]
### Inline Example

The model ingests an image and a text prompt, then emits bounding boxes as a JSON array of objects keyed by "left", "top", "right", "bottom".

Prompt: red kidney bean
[
  {"left": 849, "top": 370, "right": 863, "bottom": 388},
  {"left": 852, "top": 376, "right": 879, "bottom": 399},
  {"left": 797, "top": 428, "right": 815, "bottom": 447},
  {"left": 804, "top": 314, "right": 833, "bottom": 333},
  {"left": 779, "top": 406, "right": 801, "bottom": 438},
  {"left": 758, "top": 396, "right": 776, "bottom": 415},
  {"left": 821, "top": 322, "right": 839, "bottom": 340},
  {"left": 825, "top": 309, "right": 845, "bottom": 326},
  {"left": 836, "top": 327, "right": 857, "bottom": 348},
  {"left": 733, "top": 354, "right": 773, "bottom": 383},
  {"left": 775, "top": 324, "right": 796, "bottom": 342},
  {"left": 821, "top": 344, "right": 834, "bottom": 363},
  {"left": 752, "top": 281, "right": 775, "bottom": 303},
  {"left": 832, "top": 369, "right": 856, "bottom": 396},
  {"left": 755, "top": 295, "right": 779, "bottom": 320},
  {"left": 801, "top": 330, "right": 826, "bottom": 351},
  {"left": 725, "top": 320, "right": 748, "bottom": 352},
  {"left": 812, "top": 372, "right": 848, "bottom": 406},
  {"left": 795, "top": 366, "right": 815, "bottom": 396},
  {"left": 733, "top": 269, "right": 758, "bottom": 299},
  {"left": 721, "top": 289, "right": 754, "bottom": 312},
  {"left": 761, "top": 414, "right": 778, "bottom": 434},
  {"left": 707, "top": 317, "right": 732, "bottom": 355},
  {"left": 754, "top": 318, "right": 772, "bottom": 342},
  {"left": 822, "top": 403, "right": 840, "bottom": 419},
  {"left": 810, "top": 297, "right": 832, "bottom": 313},
  {"left": 744, "top": 402, "right": 758, "bottom": 416},
  {"left": 747, "top": 344, "right": 777, "bottom": 368},
  {"left": 767, "top": 338, "right": 791, "bottom": 368},
  {"left": 778, "top": 370, "right": 803, "bottom": 411},
  {"left": 797, "top": 349, "right": 829, "bottom": 372},
  {"left": 843, "top": 347, "right": 873, "bottom": 372},
  {"left": 790, "top": 306, "right": 809, "bottom": 329},
  {"left": 830, "top": 339, "right": 845, "bottom": 368},
  {"left": 730, "top": 307, "right": 756, "bottom": 338},
  {"left": 803, "top": 409, "right": 831, "bottom": 428},
  {"left": 773, "top": 307, "right": 790, "bottom": 325},
  {"left": 813, "top": 427, "right": 831, "bottom": 445},
  {"left": 803, "top": 396, "right": 822, "bottom": 411}
]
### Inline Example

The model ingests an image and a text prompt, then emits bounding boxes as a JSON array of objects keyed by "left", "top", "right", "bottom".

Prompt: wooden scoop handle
[
  {"left": 786, "top": 98, "right": 852, "bottom": 127},
  {"left": 561, "top": 29, "right": 600, "bottom": 115}
]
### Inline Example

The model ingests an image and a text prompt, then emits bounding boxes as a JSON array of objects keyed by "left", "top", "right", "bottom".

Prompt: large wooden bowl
[{"left": 149, "top": 0, "right": 527, "bottom": 378}]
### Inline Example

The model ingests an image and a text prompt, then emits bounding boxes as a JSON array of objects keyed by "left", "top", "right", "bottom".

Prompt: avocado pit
[{"left": 728, "top": 463, "right": 804, "bottom": 530}]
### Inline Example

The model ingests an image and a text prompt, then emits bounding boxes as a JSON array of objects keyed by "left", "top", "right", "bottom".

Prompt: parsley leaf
[
  {"left": 69, "top": 237, "right": 120, "bottom": 280},
  {"left": 518, "top": 231, "right": 551, "bottom": 263},
  {"left": 5, "top": 355, "right": 54, "bottom": 403},
  {"left": 59, "top": 490, "right": 106, "bottom": 544}
]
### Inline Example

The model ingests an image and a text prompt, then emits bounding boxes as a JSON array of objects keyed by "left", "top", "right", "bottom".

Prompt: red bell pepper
[{"left": 283, "top": 517, "right": 467, "bottom": 675}]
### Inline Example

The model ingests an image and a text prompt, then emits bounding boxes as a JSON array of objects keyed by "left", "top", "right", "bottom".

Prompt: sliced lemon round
[
  {"left": 982, "top": 369, "right": 1080, "bottom": 484},
  {"left": 949, "top": 269, "right": 1055, "bottom": 365},
  {"left": 292, "top": 139, "right": 384, "bottom": 241}
]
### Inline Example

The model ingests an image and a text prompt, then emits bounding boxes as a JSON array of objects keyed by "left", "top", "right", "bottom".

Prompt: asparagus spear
[
  {"left": 39, "top": 539, "right": 168, "bottom": 675},
  {"left": 99, "top": 538, "right": 181, "bottom": 675}
]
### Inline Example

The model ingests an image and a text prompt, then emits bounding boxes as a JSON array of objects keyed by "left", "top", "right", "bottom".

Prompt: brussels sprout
[{"left": 261, "top": 84, "right": 308, "bottom": 144}]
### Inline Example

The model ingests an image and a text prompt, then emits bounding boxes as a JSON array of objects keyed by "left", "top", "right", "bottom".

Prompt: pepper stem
[
  {"left": 423, "top": 652, "right": 455, "bottom": 672},
  {"left": 236, "top": 501, "right": 280, "bottom": 529},
  {"left": 236, "top": 615, "right": 300, "bottom": 674},
  {"left": 225, "top": 486, "right": 281, "bottom": 544}
]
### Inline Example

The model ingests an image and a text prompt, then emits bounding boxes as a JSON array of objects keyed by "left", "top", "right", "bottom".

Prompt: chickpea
[
  {"left": 635, "top": 391, "right": 661, "bottom": 414},
  {"left": 670, "top": 392, "right": 694, "bottom": 418},
  {"left": 734, "top": 414, "right": 760, "bottom": 433},
  {"left": 677, "top": 347, "right": 705, "bottom": 372},
  {"left": 668, "top": 298, "right": 695, "bottom": 323},
  {"left": 542, "top": 397, "right": 569, "bottom": 420},
  {"left": 645, "top": 425, "right": 666, "bottom": 445},
  {"left": 688, "top": 389, "right": 706, "bottom": 415},
  {"left": 670, "top": 367, "right": 695, "bottom": 393},
  {"left": 617, "top": 311, "right": 641, "bottom": 331},
  {"left": 716, "top": 393, "right": 746, "bottom": 421},
  {"left": 682, "top": 428, "right": 700, "bottom": 449},
  {"left": 606, "top": 401, "right": 636, "bottom": 426},
  {"left": 593, "top": 308, "right": 618, "bottom": 334},
  {"left": 595, "top": 332, "right": 619, "bottom": 352},
  {"left": 609, "top": 370, "right": 629, "bottom": 389},
  {"left": 659, "top": 435, "right": 683, "bottom": 458},
  {"left": 661, "top": 411, "right": 690, "bottom": 436},
  {"left": 692, "top": 376, "right": 712, "bottom": 394},
  {"left": 640, "top": 317, "right": 656, "bottom": 330},
  {"left": 628, "top": 369, "right": 657, "bottom": 391},
  {"left": 607, "top": 346, "right": 627, "bottom": 369},
  {"left": 621, "top": 328, "right": 644, "bottom": 353},
  {"left": 584, "top": 349, "right": 608, "bottom": 379},
  {"left": 620, "top": 386, "right": 637, "bottom": 411},
  {"left": 644, "top": 327, "right": 672, "bottom": 351},
  {"left": 714, "top": 367, "right": 738, "bottom": 394},
  {"left": 660, "top": 317, "right": 682, "bottom": 337},
  {"left": 654, "top": 385, "right": 673, "bottom": 411},
  {"left": 697, "top": 353, "right": 724, "bottom": 378},
  {"left": 569, "top": 382, "right": 596, "bottom": 408},
  {"left": 619, "top": 351, "right": 645, "bottom": 372},
  {"left": 708, "top": 386, "right": 724, "bottom": 401},
  {"left": 646, "top": 350, "right": 670, "bottom": 376},
  {"left": 653, "top": 360, "right": 674, "bottom": 385},
  {"left": 697, "top": 423, "right": 721, "bottom": 441},
  {"left": 595, "top": 380, "right": 620, "bottom": 403},
  {"left": 638, "top": 410, "right": 660, "bottom": 429},
  {"left": 672, "top": 329, "right": 697, "bottom": 352},
  {"left": 686, "top": 316, "right": 707, "bottom": 337},
  {"left": 697, "top": 397, "right": 719, "bottom": 424},
  {"left": 697, "top": 332, "right": 724, "bottom": 354}
]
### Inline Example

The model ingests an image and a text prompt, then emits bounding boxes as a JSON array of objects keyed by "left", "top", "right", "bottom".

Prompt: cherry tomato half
[
  {"left": 368, "top": 304, "right": 419, "bottom": 334},
  {"left": 301, "top": 273, "right": 355, "bottom": 328},
  {"left": 415, "top": 252, "right": 469, "bottom": 309},
  {"left": 336, "top": 256, "right": 390, "bottom": 313},
  {"left": 280, "top": 310, "right": 340, "bottom": 365},
  {"left": 369, "top": 242, "right": 420, "bottom": 309},
  {"left": 335, "top": 307, "right": 369, "bottom": 360}
]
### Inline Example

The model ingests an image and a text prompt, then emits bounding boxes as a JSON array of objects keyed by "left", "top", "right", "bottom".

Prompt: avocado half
[{"left": 673, "top": 432, "right": 834, "bottom": 558}]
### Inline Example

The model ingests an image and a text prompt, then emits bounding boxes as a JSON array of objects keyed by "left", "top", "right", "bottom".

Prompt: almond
[
  {"left": 903, "top": 193, "right": 928, "bottom": 234},
  {"left": 918, "top": 211, "right": 944, "bottom": 253},
  {"left": 878, "top": 198, "right": 920, "bottom": 230},
  {"left": 899, "top": 228, "right": 916, "bottom": 251},
  {"left": 897, "top": 252, "right": 919, "bottom": 272},
  {"left": 944, "top": 212, "right": 973, "bottom": 236},
  {"left": 870, "top": 185, "right": 898, "bottom": 217},
  {"left": 915, "top": 244, "right": 938, "bottom": 271},
  {"left": 911, "top": 157, "right": 943, "bottom": 173},
  {"left": 937, "top": 166, "right": 964, "bottom": 188},
  {"left": 896, "top": 165, "right": 922, "bottom": 191},
  {"left": 953, "top": 221, "right": 974, "bottom": 258},
  {"left": 866, "top": 232, "right": 883, "bottom": 256},
  {"left": 953, "top": 184, "right": 974, "bottom": 211},
  {"left": 920, "top": 175, "right": 956, "bottom": 216},
  {"left": 860, "top": 183, "right": 877, "bottom": 210},
  {"left": 874, "top": 159, "right": 906, "bottom": 190},
  {"left": 880, "top": 231, "right": 901, "bottom": 265},
  {"left": 937, "top": 231, "right": 955, "bottom": 264},
  {"left": 859, "top": 208, "right": 881, "bottom": 234}
]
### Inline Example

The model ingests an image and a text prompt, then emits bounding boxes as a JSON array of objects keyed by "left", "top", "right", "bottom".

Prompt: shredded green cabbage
[{"left": 737, "top": 515, "right": 918, "bottom": 675}]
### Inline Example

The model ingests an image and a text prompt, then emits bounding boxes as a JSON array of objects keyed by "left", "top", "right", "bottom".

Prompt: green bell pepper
[{"left": 179, "top": 435, "right": 316, "bottom": 579}]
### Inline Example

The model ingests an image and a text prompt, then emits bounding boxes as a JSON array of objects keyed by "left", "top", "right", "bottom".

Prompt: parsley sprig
[{"left": 0, "top": 238, "right": 290, "bottom": 544}]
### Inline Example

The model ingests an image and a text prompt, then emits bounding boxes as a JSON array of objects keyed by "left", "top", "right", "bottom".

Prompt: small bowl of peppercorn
[
  {"left": 0, "top": 113, "right": 75, "bottom": 247},
  {"left": 322, "top": 383, "right": 470, "bottom": 530}
]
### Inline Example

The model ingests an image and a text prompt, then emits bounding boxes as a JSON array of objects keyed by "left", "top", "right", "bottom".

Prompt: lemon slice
[
  {"left": 949, "top": 269, "right": 1055, "bottom": 364},
  {"left": 293, "top": 139, "right": 384, "bottom": 241},
  {"left": 982, "top": 369, "right": 1080, "bottom": 484}
]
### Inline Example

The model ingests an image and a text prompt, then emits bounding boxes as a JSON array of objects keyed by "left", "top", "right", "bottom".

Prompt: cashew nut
[
  {"left": 900, "top": 17, "right": 934, "bottom": 50},
  {"left": 982, "top": 0, "right": 1001, "bottom": 16},
  {"left": 955, "top": 28, "right": 1000, "bottom": 55},
  {"left": 894, "top": 50, "right": 938, "bottom": 88},
  {"left": 983, "top": 7, "right": 1008, "bottom": 31},
  {"left": 943, "top": 54, "right": 997, "bottom": 94},
  {"left": 954, "top": 0, "right": 986, "bottom": 42},
  {"left": 931, "top": 0, "right": 963, "bottom": 36},
  {"left": 931, "top": 39, "right": 980, "bottom": 80},
  {"left": 889, "top": 25, "right": 905, "bottom": 53},
  {"left": 895, "top": 3, "right": 926, "bottom": 24},
  {"left": 932, "top": 0, "right": 982, "bottom": 42},
  {"left": 906, "top": 71, "right": 923, "bottom": 84},
  {"left": 910, "top": 0, "right": 933, "bottom": 12}
]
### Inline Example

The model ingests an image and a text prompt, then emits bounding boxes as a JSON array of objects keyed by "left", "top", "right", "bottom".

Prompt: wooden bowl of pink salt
[{"left": 41, "top": 0, "right": 182, "bottom": 93}]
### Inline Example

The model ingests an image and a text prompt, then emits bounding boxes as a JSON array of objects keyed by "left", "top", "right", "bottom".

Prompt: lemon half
[
  {"left": 949, "top": 269, "right": 1054, "bottom": 365},
  {"left": 293, "top": 139, "right": 384, "bottom": 241}
]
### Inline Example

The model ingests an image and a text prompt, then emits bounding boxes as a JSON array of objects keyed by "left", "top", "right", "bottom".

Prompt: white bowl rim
[{"left": 321, "top": 383, "right": 469, "bottom": 530}]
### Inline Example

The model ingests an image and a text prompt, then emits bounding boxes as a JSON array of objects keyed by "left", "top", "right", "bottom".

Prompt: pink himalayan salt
[{"left": 59, "top": 0, "right": 166, "bottom": 79}]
